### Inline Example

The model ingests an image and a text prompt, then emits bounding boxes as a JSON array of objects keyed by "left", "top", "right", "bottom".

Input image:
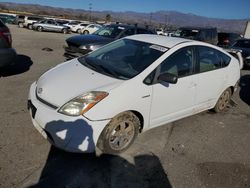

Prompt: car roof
[{"left": 125, "top": 34, "right": 193, "bottom": 48}]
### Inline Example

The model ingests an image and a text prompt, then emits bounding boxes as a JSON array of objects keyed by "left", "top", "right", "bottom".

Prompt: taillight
[{"left": 0, "top": 28, "right": 12, "bottom": 47}]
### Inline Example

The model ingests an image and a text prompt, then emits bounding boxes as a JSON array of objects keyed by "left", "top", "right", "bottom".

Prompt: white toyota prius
[{"left": 28, "top": 35, "right": 240, "bottom": 153}]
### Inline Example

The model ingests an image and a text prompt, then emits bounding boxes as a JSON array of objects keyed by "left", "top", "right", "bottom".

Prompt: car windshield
[
  {"left": 233, "top": 40, "right": 250, "bottom": 48},
  {"left": 78, "top": 39, "right": 167, "bottom": 80},
  {"left": 93, "top": 25, "right": 127, "bottom": 38}
]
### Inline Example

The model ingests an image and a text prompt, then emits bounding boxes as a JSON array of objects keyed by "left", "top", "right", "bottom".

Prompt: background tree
[{"left": 105, "top": 14, "right": 111, "bottom": 23}]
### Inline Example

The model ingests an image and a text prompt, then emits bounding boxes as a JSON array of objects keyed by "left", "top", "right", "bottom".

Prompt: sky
[{"left": 1, "top": 0, "right": 250, "bottom": 19}]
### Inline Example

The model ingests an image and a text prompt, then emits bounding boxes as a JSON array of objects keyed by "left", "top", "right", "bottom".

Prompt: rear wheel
[
  {"left": 97, "top": 112, "right": 140, "bottom": 154},
  {"left": 28, "top": 24, "right": 33, "bottom": 30},
  {"left": 18, "top": 22, "right": 24, "bottom": 28},
  {"left": 213, "top": 88, "right": 232, "bottom": 112},
  {"left": 83, "top": 30, "right": 89, "bottom": 35},
  {"left": 77, "top": 29, "right": 81, "bottom": 34}
]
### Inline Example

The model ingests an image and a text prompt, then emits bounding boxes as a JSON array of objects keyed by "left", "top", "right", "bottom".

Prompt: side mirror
[{"left": 158, "top": 72, "right": 178, "bottom": 84}]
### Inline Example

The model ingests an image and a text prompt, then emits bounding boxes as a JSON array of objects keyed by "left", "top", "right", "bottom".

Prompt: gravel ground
[{"left": 0, "top": 25, "right": 250, "bottom": 188}]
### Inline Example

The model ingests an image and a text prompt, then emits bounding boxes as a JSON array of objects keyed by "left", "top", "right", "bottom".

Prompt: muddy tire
[
  {"left": 97, "top": 112, "right": 140, "bottom": 154},
  {"left": 214, "top": 88, "right": 232, "bottom": 112}
]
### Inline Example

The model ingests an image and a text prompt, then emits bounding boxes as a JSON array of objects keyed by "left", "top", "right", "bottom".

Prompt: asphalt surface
[{"left": 0, "top": 25, "right": 250, "bottom": 188}]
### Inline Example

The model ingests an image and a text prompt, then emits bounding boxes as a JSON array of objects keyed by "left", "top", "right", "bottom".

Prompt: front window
[{"left": 78, "top": 39, "right": 167, "bottom": 80}]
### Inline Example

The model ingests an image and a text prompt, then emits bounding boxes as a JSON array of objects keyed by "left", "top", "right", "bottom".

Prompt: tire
[
  {"left": 37, "top": 26, "right": 43, "bottom": 32},
  {"left": 83, "top": 30, "right": 89, "bottom": 35},
  {"left": 28, "top": 24, "right": 33, "bottom": 30},
  {"left": 18, "top": 22, "right": 24, "bottom": 28},
  {"left": 97, "top": 112, "right": 140, "bottom": 154},
  {"left": 77, "top": 29, "right": 81, "bottom": 34},
  {"left": 213, "top": 88, "right": 232, "bottom": 112},
  {"left": 62, "top": 28, "right": 68, "bottom": 34}
]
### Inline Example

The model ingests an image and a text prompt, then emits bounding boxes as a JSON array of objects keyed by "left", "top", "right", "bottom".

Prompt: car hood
[
  {"left": 36, "top": 59, "right": 123, "bottom": 107},
  {"left": 66, "top": 34, "right": 114, "bottom": 47}
]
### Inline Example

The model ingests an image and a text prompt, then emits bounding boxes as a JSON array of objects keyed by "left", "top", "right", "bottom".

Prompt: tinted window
[
  {"left": 197, "top": 46, "right": 222, "bottom": 72},
  {"left": 123, "top": 28, "right": 135, "bottom": 37},
  {"left": 160, "top": 47, "right": 194, "bottom": 77},
  {"left": 233, "top": 40, "right": 250, "bottom": 48}
]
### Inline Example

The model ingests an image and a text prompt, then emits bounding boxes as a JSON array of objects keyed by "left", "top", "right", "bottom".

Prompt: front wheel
[
  {"left": 62, "top": 28, "right": 68, "bottom": 34},
  {"left": 97, "top": 112, "right": 140, "bottom": 154},
  {"left": 213, "top": 88, "right": 232, "bottom": 112},
  {"left": 37, "top": 26, "right": 43, "bottom": 32}
]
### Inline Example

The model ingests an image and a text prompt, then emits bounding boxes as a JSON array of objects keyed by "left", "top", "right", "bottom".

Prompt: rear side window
[{"left": 197, "top": 46, "right": 222, "bottom": 72}]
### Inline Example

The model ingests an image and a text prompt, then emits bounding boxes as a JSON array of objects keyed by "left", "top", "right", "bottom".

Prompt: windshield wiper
[{"left": 84, "top": 57, "right": 120, "bottom": 78}]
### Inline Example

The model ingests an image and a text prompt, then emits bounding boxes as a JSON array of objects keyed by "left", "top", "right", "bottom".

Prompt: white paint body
[{"left": 28, "top": 35, "right": 240, "bottom": 153}]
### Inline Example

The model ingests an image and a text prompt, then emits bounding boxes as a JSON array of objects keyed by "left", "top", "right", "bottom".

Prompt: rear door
[{"left": 193, "top": 46, "right": 226, "bottom": 110}]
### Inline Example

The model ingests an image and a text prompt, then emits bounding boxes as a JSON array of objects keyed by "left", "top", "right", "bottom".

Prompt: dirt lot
[{"left": 0, "top": 25, "right": 250, "bottom": 188}]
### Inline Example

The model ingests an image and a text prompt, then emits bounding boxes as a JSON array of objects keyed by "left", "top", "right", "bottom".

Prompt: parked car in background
[
  {"left": 29, "top": 35, "right": 240, "bottom": 153},
  {"left": 64, "top": 24, "right": 156, "bottom": 59},
  {"left": 22, "top": 16, "right": 43, "bottom": 29},
  {"left": 217, "top": 32, "right": 242, "bottom": 47},
  {"left": 156, "top": 28, "right": 167, "bottom": 36},
  {"left": 63, "top": 21, "right": 81, "bottom": 31},
  {"left": 231, "top": 39, "right": 250, "bottom": 69},
  {"left": 0, "top": 20, "right": 16, "bottom": 67},
  {"left": 33, "top": 19, "right": 70, "bottom": 34},
  {"left": 14, "top": 15, "right": 25, "bottom": 27},
  {"left": 174, "top": 27, "right": 218, "bottom": 45},
  {"left": 0, "top": 14, "right": 16, "bottom": 24},
  {"left": 71, "top": 22, "right": 90, "bottom": 33},
  {"left": 81, "top": 24, "right": 102, "bottom": 35}
]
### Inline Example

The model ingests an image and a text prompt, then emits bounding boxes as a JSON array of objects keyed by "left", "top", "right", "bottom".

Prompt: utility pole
[
  {"left": 149, "top": 12, "right": 152, "bottom": 26},
  {"left": 89, "top": 3, "right": 92, "bottom": 22}
]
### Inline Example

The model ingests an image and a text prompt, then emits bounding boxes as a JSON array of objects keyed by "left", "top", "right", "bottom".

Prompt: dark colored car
[
  {"left": 231, "top": 39, "right": 250, "bottom": 69},
  {"left": 64, "top": 24, "right": 156, "bottom": 60},
  {"left": 0, "top": 14, "right": 16, "bottom": 24},
  {"left": 217, "top": 32, "right": 242, "bottom": 47},
  {"left": 174, "top": 27, "right": 218, "bottom": 45},
  {"left": 0, "top": 20, "right": 16, "bottom": 68}
]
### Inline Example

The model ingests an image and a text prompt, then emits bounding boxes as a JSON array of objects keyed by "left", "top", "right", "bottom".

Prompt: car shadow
[
  {"left": 239, "top": 74, "right": 250, "bottom": 106},
  {"left": 0, "top": 54, "right": 33, "bottom": 77},
  {"left": 28, "top": 119, "right": 172, "bottom": 188}
]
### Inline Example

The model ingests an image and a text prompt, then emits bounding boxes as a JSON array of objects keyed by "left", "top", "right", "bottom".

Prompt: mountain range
[{"left": 0, "top": 2, "right": 249, "bottom": 34}]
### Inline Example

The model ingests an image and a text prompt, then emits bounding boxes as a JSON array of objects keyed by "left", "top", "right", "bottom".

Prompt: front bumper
[{"left": 28, "top": 82, "right": 110, "bottom": 153}]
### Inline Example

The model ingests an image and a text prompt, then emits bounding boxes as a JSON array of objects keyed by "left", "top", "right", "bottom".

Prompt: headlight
[{"left": 58, "top": 91, "right": 108, "bottom": 116}]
